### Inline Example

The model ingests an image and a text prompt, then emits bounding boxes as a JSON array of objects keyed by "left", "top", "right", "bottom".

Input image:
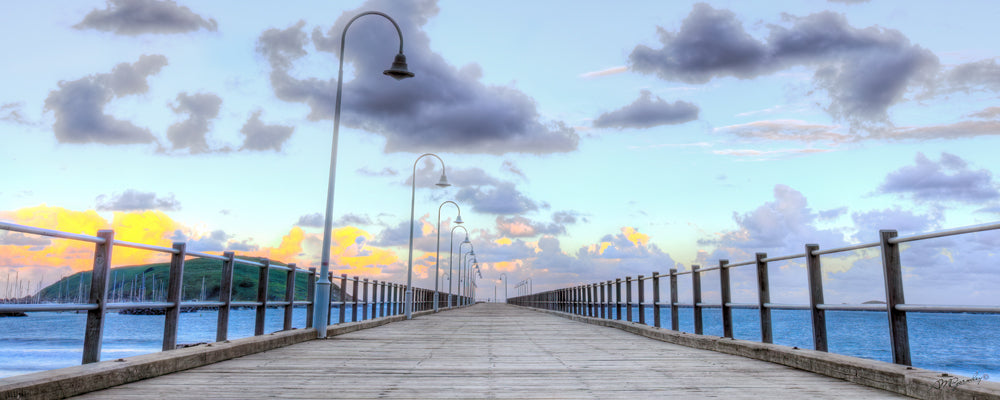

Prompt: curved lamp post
[
  {"left": 434, "top": 201, "right": 462, "bottom": 312},
  {"left": 405, "top": 153, "right": 450, "bottom": 319},
  {"left": 498, "top": 273, "right": 507, "bottom": 303},
  {"left": 462, "top": 250, "right": 476, "bottom": 305},
  {"left": 314, "top": 11, "right": 414, "bottom": 339},
  {"left": 449, "top": 226, "right": 470, "bottom": 308}
]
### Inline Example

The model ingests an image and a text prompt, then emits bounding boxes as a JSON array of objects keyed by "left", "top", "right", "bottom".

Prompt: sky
[{"left": 1, "top": 0, "right": 999, "bottom": 307}]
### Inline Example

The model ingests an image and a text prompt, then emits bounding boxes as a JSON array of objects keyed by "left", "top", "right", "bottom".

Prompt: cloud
[
  {"left": 255, "top": 0, "right": 578, "bottom": 155},
  {"left": 0, "top": 102, "right": 33, "bottom": 125},
  {"left": 412, "top": 163, "right": 541, "bottom": 215},
  {"left": 967, "top": 107, "right": 1000, "bottom": 119},
  {"left": 358, "top": 167, "right": 399, "bottom": 177},
  {"left": 167, "top": 92, "right": 222, "bottom": 153},
  {"left": 712, "top": 148, "right": 833, "bottom": 158},
  {"left": 579, "top": 66, "right": 628, "bottom": 78},
  {"left": 182, "top": 229, "right": 259, "bottom": 253},
  {"left": 239, "top": 110, "right": 294, "bottom": 151},
  {"left": 296, "top": 213, "right": 324, "bottom": 228},
  {"left": 44, "top": 54, "right": 167, "bottom": 145},
  {"left": 0, "top": 232, "right": 51, "bottom": 247},
  {"left": 95, "top": 189, "right": 181, "bottom": 211},
  {"left": 877, "top": 152, "right": 999, "bottom": 203},
  {"left": 715, "top": 120, "right": 850, "bottom": 143},
  {"left": 593, "top": 90, "right": 699, "bottom": 129},
  {"left": 299, "top": 212, "right": 374, "bottom": 228},
  {"left": 74, "top": 0, "right": 218, "bottom": 36},
  {"left": 946, "top": 59, "right": 1000, "bottom": 93},
  {"left": 628, "top": 4, "right": 939, "bottom": 128},
  {"left": 495, "top": 215, "right": 566, "bottom": 238},
  {"left": 501, "top": 160, "right": 525, "bottom": 179}
]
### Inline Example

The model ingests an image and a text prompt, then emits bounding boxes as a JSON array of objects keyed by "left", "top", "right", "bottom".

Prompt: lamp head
[
  {"left": 436, "top": 172, "right": 450, "bottom": 187},
  {"left": 462, "top": 236, "right": 470, "bottom": 244},
  {"left": 383, "top": 53, "right": 415, "bottom": 80},
  {"left": 454, "top": 214, "right": 464, "bottom": 224},
  {"left": 469, "top": 249, "right": 476, "bottom": 257}
]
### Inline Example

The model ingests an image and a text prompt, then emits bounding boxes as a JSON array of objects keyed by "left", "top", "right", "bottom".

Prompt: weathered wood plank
[{"left": 73, "top": 303, "right": 907, "bottom": 399}]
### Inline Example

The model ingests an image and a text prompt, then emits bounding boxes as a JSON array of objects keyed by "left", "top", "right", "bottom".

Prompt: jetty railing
[
  {"left": 509, "top": 223, "right": 1000, "bottom": 367},
  {"left": 0, "top": 221, "right": 468, "bottom": 366}
]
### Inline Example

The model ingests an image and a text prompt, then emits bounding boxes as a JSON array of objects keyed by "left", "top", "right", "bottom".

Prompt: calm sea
[{"left": 0, "top": 306, "right": 997, "bottom": 380}]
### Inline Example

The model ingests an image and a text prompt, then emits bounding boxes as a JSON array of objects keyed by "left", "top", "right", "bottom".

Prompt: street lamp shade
[
  {"left": 435, "top": 172, "right": 450, "bottom": 187},
  {"left": 462, "top": 236, "right": 471, "bottom": 244},
  {"left": 469, "top": 249, "right": 476, "bottom": 257},
  {"left": 454, "top": 214, "right": 464, "bottom": 224},
  {"left": 383, "top": 53, "right": 415, "bottom": 80}
]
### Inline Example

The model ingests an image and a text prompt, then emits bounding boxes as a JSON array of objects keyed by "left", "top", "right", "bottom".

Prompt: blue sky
[{"left": 1, "top": 0, "right": 998, "bottom": 306}]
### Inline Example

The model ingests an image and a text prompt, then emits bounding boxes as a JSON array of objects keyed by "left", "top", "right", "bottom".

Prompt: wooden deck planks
[{"left": 73, "top": 303, "right": 908, "bottom": 399}]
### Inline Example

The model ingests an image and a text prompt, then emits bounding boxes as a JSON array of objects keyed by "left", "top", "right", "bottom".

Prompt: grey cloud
[
  {"left": 593, "top": 90, "right": 699, "bottom": 129},
  {"left": 501, "top": 160, "right": 525, "bottom": 179},
  {"left": 411, "top": 163, "right": 541, "bottom": 215},
  {"left": 95, "top": 189, "right": 180, "bottom": 211},
  {"left": 240, "top": 110, "right": 294, "bottom": 152},
  {"left": 628, "top": 4, "right": 939, "bottom": 128},
  {"left": 715, "top": 120, "right": 852, "bottom": 143},
  {"left": 878, "top": 152, "right": 999, "bottom": 203},
  {"left": 256, "top": 0, "right": 577, "bottom": 155},
  {"left": 296, "top": 213, "right": 324, "bottom": 228},
  {"left": 337, "top": 213, "right": 374, "bottom": 227},
  {"left": 552, "top": 211, "right": 586, "bottom": 225},
  {"left": 358, "top": 167, "right": 399, "bottom": 177},
  {"left": 947, "top": 59, "right": 1000, "bottom": 93},
  {"left": 75, "top": 0, "right": 217, "bottom": 36},
  {"left": 818, "top": 207, "right": 847, "bottom": 220},
  {"left": 0, "top": 232, "right": 52, "bottom": 247},
  {"left": 167, "top": 92, "right": 222, "bottom": 153},
  {"left": 186, "top": 230, "right": 259, "bottom": 253},
  {"left": 967, "top": 107, "right": 1000, "bottom": 119},
  {"left": 850, "top": 208, "right": 940, "bottom": 241},
  {"left": 0, "top": 102, "right": 32, "bottom": 125},
  {"left": 44, "top": 54, "right": 167, "bottom": 144}
]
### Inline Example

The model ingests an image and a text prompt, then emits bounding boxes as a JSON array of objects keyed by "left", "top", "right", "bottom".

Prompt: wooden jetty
[{"left": 67, "top": 303, "right": 919, "bottom": 399}]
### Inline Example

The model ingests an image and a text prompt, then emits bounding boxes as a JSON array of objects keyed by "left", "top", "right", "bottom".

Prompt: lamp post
[
  {"left": 434, "top": 201, "right": 462, "bottom": 312},
  {"left": 448, "top": 226, "right": 469, "bottom": 308},
  {"left": 405, "top": 153, "right": 450, "bottom": 320},
  {"left": 462, "top": 251, "right": 476, "bottom": 305},
  {"left": 314, "top": 11, "right": 414, "bottom": 339},
  {"left": 499, "top": 273, "right": 507, "bottom": 303},
  {"left": 459, "top": 249, "right": 473, "bottom": 306}
]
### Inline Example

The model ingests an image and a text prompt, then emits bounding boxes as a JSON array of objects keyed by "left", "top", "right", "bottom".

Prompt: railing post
[
  {"left": 586, "top": 284, "right": 593, "bottom": 317},
  {"left": 880, "top": 230, "right": 911, "bottom": 366},
  {"left": 755, "top": 253, "right": 772, "bottom": 343},
  {"left": 162, "top": 242, "right": 186, "bottom": 351},
  {"left": 217, "top": 251, "right": 235, "bottom": 341},
  {"left": 283, "top": 264, "right": 297, "bottom": 331},
  {"left": 370, "top": 280, "right": 378, "bottom": 319},
  {"left": 254, "top": 259, "right": 270, "bottom": 336},
  {"left": 305, "top": 267, "right": 316, "bottom": 329},
  {"left": 805, "top": 244, "right": 828, "bottom": 352},
  {"left": 625, "top": 276, "right": 633, "bottom": 322},
  {"left": 652, "top": 272, "right": 661, "bottom": 328},
  {"left": 599, "top": 281, "right": 606, "bottom": 318},
  {"left": 719, "top": 260, "right": 732, "bottom": 338},
  {"left": 327, "top": 272, "right": 335, "bottom": 323},
  {"left": 339, "top": 274, "right": 347, "bottom": 323},
  {"left": 379, "top": 281, "right": 386, "bottom": 317},
  {"left": 83, "top": 230, "right": 114, "bottom": 364},
  {"left": 603, "top": 281, "right": 610, "bottom": 318},
  {"left": 362, "top": 278, "right": 369, "bottom": 320},
  {"left": 692, "top": 265, "right": 702, "bottom": 335},
  {"left": 615, "top": 278, "right": 622, "bottom": 320},
  {"left": 669, "top": 268, "right": 679, "bottom": 331},
  {"left": 637, "top": 275, "right": 645, "bottom": 325},
  {"left": 351, "top": 276, "right": 360, "bottom": 322}
]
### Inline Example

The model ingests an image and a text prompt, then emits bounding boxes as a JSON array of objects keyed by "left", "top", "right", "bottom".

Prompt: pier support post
[
  {"left": 720, "top": 260, "right": 732, "bottom": 338},
  {"left": 83, "top": 230, "right": 114, "bottom": 364},
  {"left": 692, "top": 266, "right": 702, "bottom": 335},
  {"left": 669, "top": 269, "right": 678, "bottom": 331},
  {"left": 652, "top": 272, "right": 661, "bottom": 328},
  {"left": 217, "top": 252, "right": 235, "bottom": 341},
  {"left": 805, "top": 244, "right": 828, "bottom": 352},
  {"left": 755, "top": 253, "right": 772, "bottom": 343},
  {"left": 880, "top": 230, "right": 911, "bottom": 366},
  {"left": 163, "top": 242, "right": 186, "bottom": 351},
  {"left": 254, "top": 259, "right": 270, "bottom": 336}
]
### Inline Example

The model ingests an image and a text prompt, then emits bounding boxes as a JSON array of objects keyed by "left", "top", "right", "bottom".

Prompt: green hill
[{"left": 37, "top": 257, "right": 344, "bottom": 303}]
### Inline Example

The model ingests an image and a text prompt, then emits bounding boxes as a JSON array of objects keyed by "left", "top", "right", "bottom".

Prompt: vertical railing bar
[
  {"left": 692, "top": 266, "right": 702, "bottom": 335},
  {"left": 599, "top": 281, "right": 606, "bottom": 319},
  {"left": 352, "top": 276, "right": 359, "bottom": 322},
  {"left": 880, "top": 229, "right": 911, "bottom": 366},
  {"left": 755, "top": 253, "right": 772, "bottom": 343},
  {"left": 339, "top": 274, "right": 347, "bottom": 323},
  {"left": 162, "top": 242, "right": 186, "bottom": 351},
  {"left": 805, "top": 244, "right": 827, "bottom": 352},
  {"left": 305, "top": 267, "right": 316, "bottom": 329},
  {"left": 638, "top": 275, "right": 645, "bottom": 325},
  {"left": 216, "top": 251, "right": 235, "bottom": 341},
  {"left": 283, "top": 263, "right": 297, "bottom": 331},
  {"left": 254, "top": 259, "right": 270, "bottom": 336},
  {"left": 652, "top": 271, "right": 661, "bottom": 328},
  {"left": 719, "top": 260, "right": 732, "bottom": 339},
  {"left": 626, "top": 276, "right": 633, "bottom": 322},
  {"left": 82, "top": 230, "right": 114, "bottom": 363},
  {"left": 669, "top": 268, "right": 678, "bottom": 331}
]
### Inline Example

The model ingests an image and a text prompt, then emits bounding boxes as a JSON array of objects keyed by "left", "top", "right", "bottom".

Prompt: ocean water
[{"left": 0, "top": 305, "right": 997, "bottom": 381}]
